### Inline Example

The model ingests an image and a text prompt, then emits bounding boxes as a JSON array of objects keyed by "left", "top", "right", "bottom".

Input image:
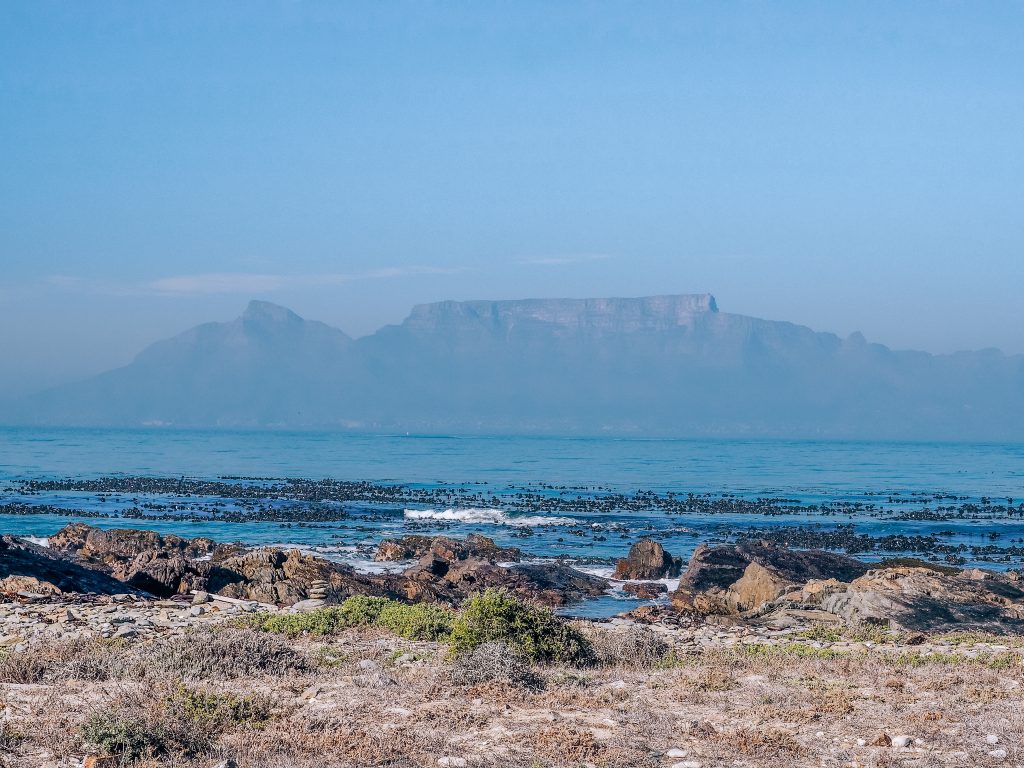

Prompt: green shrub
[
  {"left": 254, "top": 596, "right": 453, "bottom": 640},
  {"left": 448, "top": 589, "right": 594, "bottom": 665},
  {"left": 170, "top": 685, "right": 272, "bottom": 728},
  {"left": 80, "top": 683, "right": 271, "bottom": 763},
  {"left": 254, "top": 597, "right": 390, "bottom": 636},
  {"left": 335, "top": 595, "right": 393, "bottom": 625},
  {"left": 80, "top": 711, "right": 159, "bottom": 763},
  {"left": 377, "top": 602, "right": 455, "bottom": 641}
]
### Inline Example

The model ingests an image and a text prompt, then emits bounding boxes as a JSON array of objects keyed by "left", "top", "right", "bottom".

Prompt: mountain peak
[{"left": 242, "top": 300, "right": 302, "bottom": 325}]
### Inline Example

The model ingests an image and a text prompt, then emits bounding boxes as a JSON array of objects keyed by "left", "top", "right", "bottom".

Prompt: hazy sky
[{"left": 2, "top": 2, "right": 1023, "bottom": 397}]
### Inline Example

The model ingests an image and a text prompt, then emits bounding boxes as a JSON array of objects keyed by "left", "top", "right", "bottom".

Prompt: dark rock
[
  {"left": 613, "top": 538, "right": 682, "bottom": 580},
  {"left": 391, "top": 557, "right": 608, "bottom": 607},
  {"left": 622, "top": 581, "right": 668, "bottom": 599},
  {"left": 0, "top": 535, "right": 141, "bottom": 596},
  {"left": 375, "top": 533, "right": 520, "bottom": 563},
  {"left": 11, "top": 524, "right": 597, "bottom": 609},
  {"left": 671, "top": 541, "right": 870, "bottom": 615},
  {"left": 211, "top": 547, "right": 390, "bottom": 605}
]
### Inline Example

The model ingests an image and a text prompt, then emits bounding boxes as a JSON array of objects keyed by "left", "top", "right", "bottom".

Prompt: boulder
[
  {"left": 613, "top": 539, "right": 682, "bottom": 580},
  {"left": 818, "top": 566, "right": 1024, "bottom": 633},
  {"left": 391, "top": 556, "right": 608, "bottom": 607},
  {"left": 49, "top": 523, "right": 219, "bottom": 566},
  {"left": 375, "top": 534, "right": 520, "bottom": 563},
  {"left": 0, "top": 535, "right": 141, "bottom": 597},
  {"left": 671, "top": 541, "right": 870, "bottom": 615},
  {"left": 211, "top": 547, "right": 390, "bottom": 605},
  {"left": 622, "top": 581, "right": 668, "bottom": 599}
]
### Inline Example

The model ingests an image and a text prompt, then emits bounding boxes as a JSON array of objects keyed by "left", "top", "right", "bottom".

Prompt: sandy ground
[{"left": 1, "top": 605, "right": 1022, "bottom": 768}]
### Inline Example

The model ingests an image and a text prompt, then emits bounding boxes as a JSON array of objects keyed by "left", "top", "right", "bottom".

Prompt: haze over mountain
[{"left": 8, "top": 296, "right": 1023, "bottom": 439}]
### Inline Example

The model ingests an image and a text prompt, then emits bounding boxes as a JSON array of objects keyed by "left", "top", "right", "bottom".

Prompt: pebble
[
  {"left": 0, "top": 595, "right": 235, "bottom": 646},
  {"left": 891, "top": 735, "right": 913, "bottom": 748},
  {"left": 437, "top": 758, "right": 467, "bottom": 767},
  {"left": 666, "top": 748, "right": 689, "bottom": 758},
  {"left": 986, "top": 735, "right": 1000, "bottom": 745},
  {"left": 988, "top": 749, "right": 1007, "bottom": 760},
  {"left": 358, "top": 659, "right": 379, "bottom": 671}
]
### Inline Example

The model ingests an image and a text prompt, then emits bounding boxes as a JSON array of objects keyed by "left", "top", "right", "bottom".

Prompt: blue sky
[{"left": 1, "top": 1, "right": 1023, "bottom": 395}]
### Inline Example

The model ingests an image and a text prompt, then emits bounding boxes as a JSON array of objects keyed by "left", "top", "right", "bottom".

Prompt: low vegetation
[
  {"left": 449, "top": 589, "right": 595, "bottom": 665},
  {"left": 251, "top": 596, "right": 455, "bottom": 642},
  {"left": 3, "top": 594, "right": 1023, "bottom": 767}
]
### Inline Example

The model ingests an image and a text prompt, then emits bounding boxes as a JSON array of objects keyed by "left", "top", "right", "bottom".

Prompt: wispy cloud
[
  {"left": 44, "top": 266, "right": 460, "bottom": 297},
  {"left": 518, "top": 254, "right": 613, "bottom": 267}
]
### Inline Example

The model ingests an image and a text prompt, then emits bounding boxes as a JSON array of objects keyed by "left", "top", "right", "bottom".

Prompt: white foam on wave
[
  {"left": 574, "top": 563, "right": 679, "bottom": 594},
  {"left": 24, "top": 536, "right": 50, "bottom": 548},
  {"left": 403, "top": 508, "right": 577, "bottom": 527}
]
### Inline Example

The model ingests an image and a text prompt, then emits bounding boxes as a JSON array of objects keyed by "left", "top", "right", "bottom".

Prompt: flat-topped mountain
[{"left": 8, "top": 295, "right": 1024, "bottom": 438}]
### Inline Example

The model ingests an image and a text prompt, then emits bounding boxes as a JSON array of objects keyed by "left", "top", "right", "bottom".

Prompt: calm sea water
[
  {"left": 2, "top": 426, "right": 1022, "bottom": 495},
  {"left": 2, "top": 427, "right": 1022, "bottom": 617}
]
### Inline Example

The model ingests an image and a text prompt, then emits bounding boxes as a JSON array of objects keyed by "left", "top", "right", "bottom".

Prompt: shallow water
[{"left": 2, "top": 427, "right": 1023, "bottom": 618}]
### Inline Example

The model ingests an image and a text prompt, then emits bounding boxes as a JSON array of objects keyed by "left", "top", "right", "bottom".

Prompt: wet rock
[
  {"left": 613, "top": 538, "right": 682, "bottom": 580},
  {"left": 622, "top": 581, "right": 668, "bottom": 599},
  {"left": 375, "top": 533, "right": 520, "bottom": 563}
]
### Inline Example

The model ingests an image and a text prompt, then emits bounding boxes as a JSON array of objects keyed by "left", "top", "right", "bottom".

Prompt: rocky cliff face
[
  {"left": 9, "top": 295, "right": 1024, "bottom": 438},
  {"left": 402, "top": 294, "right": 719, "bottom": 336}
]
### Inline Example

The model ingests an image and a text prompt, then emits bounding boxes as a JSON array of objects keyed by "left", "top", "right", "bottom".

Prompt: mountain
[{"left": 8, "top": 295, "right": 1024, "bottom": 438}]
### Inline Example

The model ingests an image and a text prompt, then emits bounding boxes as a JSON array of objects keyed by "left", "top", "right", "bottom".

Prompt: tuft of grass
[
  {"left": 742, "top": 642, "right": 845, "bottom": 661},
  {"left": 80, "top": 683, "right": 273, "bottom": 764},
  {"left": 586, "top": 624, "right": 669, "bottom": 669},
  {"left": 885, "top": 650, "right": 1020, "bottom": 669},
  {"left": 80, "top": 710, "right": 161, "bottom": 764},
  {"left": 141, "top": 627, "right": 310, "bottom": 680},
  {"left": 448, "top": 641, "right": 543, "bottom": 689},
  {"left": 448, "top": 589, "right": 594, "bottom": 666},
  {"left": 795, "top": 625, "right": 843, "bottom": 643}
]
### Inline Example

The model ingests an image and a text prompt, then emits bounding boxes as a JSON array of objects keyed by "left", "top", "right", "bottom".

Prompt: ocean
[{"left": 2, "top": 427, "right": 1023, "bottom": 617}]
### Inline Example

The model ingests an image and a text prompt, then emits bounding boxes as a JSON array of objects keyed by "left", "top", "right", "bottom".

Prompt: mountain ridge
[{"left": 7, "top": 295, "right": 1023, "bottom": 439}]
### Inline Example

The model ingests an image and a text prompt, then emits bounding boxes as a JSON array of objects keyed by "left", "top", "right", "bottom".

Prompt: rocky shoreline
[
  {"left": 3, "top": 525, "right": 1024, "bottom": 767},
  {"left": 6, "top": 474, "right": 1024, "bottom": 568},
  {"left": 5, "top": 523, "right": 1024, "bottom": 636}
]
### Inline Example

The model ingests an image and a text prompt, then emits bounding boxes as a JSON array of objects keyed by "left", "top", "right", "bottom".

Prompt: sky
[{"left": 2, "top": 1, "right": 1023, "bottom": 397}]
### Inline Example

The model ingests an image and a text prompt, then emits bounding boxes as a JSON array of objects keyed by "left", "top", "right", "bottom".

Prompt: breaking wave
[{"left": 403, "top": 507, "right": 577, "bottom": 527}]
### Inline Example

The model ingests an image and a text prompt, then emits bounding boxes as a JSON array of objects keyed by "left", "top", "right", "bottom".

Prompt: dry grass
[{"left": 1, "top": 626, "right": 1022, "bottom": 767}]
